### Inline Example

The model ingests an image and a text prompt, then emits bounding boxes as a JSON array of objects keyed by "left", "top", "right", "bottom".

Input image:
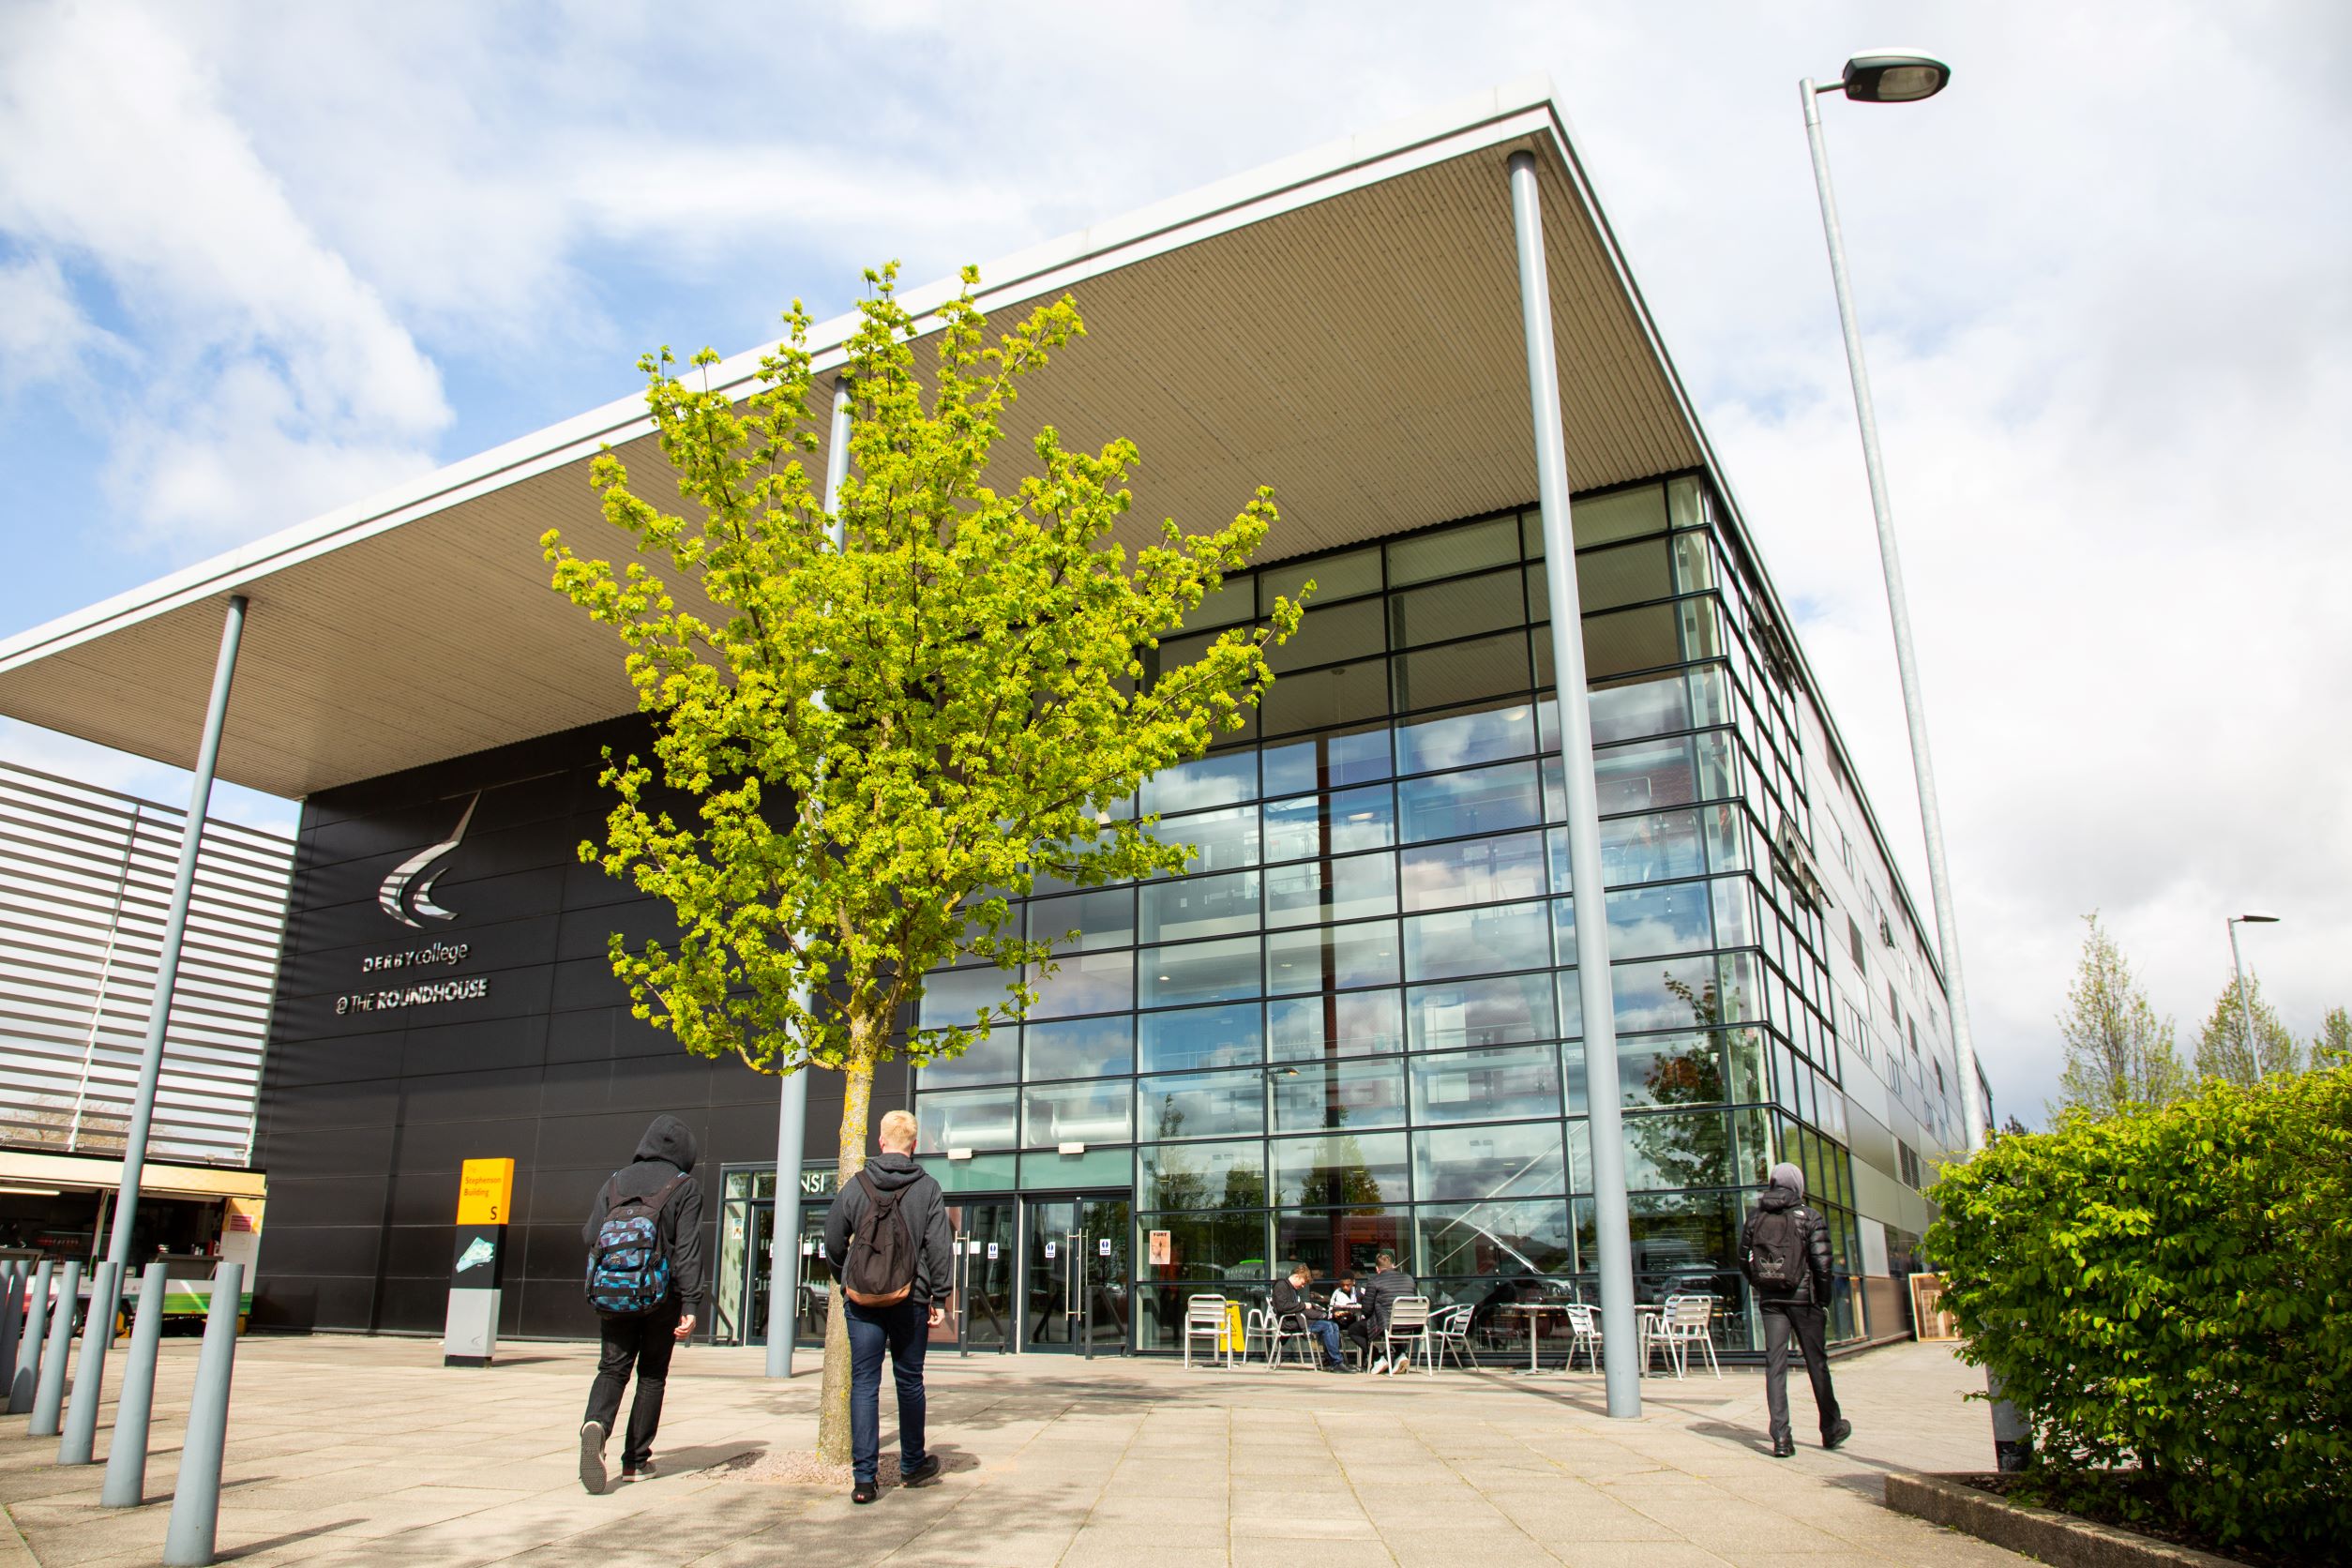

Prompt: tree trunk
[{"left": 815, "top": 1020, "right": 880, "bottom": 1466}]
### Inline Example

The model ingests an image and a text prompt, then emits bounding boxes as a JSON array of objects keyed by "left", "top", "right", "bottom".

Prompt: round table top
[{"left": 1501, "top": 1302, "right": 1570, "bottom": 1313}]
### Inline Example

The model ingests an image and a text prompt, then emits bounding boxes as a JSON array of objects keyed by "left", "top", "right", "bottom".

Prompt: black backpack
[
  {"left": 584, "top": 1172, "right": 688, "bottom": 1317},
  {"left": 840, "top": 1169, "right": 919, "bottom": 1306},
  {"left": 1743, "top": 1205, "right": 1805, "bottom": 1292}
]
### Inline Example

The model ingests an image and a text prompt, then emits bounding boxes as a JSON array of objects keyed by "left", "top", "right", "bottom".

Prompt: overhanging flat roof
[{"left": 0, "top": 80, "right": 1723, "bottom": 800}]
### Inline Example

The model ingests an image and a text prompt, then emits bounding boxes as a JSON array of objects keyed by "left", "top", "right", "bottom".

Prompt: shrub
[{"left": 1927, "top": 1068, "right": 2352, "bottom": 1556}]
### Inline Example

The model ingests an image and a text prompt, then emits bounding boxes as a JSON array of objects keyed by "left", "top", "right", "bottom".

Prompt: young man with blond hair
[{"left": 823, "top": 1107, "right": 955, "bottom": 1502}]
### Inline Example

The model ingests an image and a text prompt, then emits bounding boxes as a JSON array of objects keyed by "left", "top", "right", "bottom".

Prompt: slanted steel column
[
  {"left": 108, "top": 593, "right": 249, "bottom": 1267},
  {"left": 1506, "top": 148, "right": 1641, "bottom": 1419},
  {"left": 766, "top": 378, "right": 852, "bottom": 1378}
]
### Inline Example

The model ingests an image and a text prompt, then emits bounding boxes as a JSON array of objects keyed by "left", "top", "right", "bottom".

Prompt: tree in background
[
  {"left": 2053, "top": 912, "right": 2184, "bottom": 1116},
  {"left": 2194, "top": 970, "right": 2301, "bottom": 1085},
  {"left": 2314, "top": 1005, "right": 2352, "bottom": 1070},
  {"left": 543, "top": 264, "right": 1301, "bottom": 1462}
]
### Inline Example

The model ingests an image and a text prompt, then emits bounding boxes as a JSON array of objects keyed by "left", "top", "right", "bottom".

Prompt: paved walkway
[{"left": 3, "top": 1334, "right": 2024, "bottom": 1566}]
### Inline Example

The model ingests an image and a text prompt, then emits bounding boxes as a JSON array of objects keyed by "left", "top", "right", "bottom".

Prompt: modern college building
[{"left": 0, "top": 82, "right": 1975, "bottom": 1359}]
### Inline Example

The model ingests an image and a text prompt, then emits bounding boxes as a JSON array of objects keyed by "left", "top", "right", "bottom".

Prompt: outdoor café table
[{"left": 1501, "top": 1302, "right": 1567, "bottom": 1373}]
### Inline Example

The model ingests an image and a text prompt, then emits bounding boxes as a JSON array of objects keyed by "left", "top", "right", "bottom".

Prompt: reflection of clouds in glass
[
  {"left": 1396, "top": 702, "right": 1533, "bottom": 775},
  {"left": 1142, "top": 752, "right": 1258, "bottom": 816}
]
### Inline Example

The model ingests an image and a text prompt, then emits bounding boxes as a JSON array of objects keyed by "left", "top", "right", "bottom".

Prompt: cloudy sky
[{"left": 3, "top": 1, "right": 2345, "bottom": 1123}]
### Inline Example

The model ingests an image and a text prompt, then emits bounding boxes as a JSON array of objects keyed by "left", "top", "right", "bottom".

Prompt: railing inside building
[{"left": 0, "top": 761, "right": 295, "bottom": 1166}]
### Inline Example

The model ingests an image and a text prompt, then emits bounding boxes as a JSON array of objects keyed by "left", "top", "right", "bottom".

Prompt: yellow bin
[{"left": 1219, "top": 1300, "right": 1244, "bottom": 1353}]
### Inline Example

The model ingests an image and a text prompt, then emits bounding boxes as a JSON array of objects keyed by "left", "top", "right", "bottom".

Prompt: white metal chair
[
  {"left": 1381, "top": 1295, "right": 1434, "bottom": 1376},
  {"left": 1432, "top": 1304, "right": 1480, "bottom": 1371},
  {"left": 1564, "top": 1302, "right": 1605, "bottom": 1372},
  {"left": 1259, "top": 1306, "right": 1319, "bottom": 1370},
  {"left": 1656, "top": 1293, "right": 1721, "bottom": 1380},
  {"left": 1184, "top": 1294, "right": 1233, "bottom": 1369}
]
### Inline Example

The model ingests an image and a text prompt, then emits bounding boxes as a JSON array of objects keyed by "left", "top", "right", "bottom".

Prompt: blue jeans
[
  {"left": 845, "top": 1297, "right": 929, "bottom": 1484},
  {"left": 1301, "top": 1318, "right": 1344, "bottom": 1366}
]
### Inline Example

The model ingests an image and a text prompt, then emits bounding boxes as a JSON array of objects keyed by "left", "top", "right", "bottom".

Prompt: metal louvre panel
[{"left": 0, "top": 761, "right": 294, "bottom": 1166}]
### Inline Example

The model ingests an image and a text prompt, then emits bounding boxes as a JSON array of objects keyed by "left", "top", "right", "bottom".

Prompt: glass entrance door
[
  {"left": 952, "top": 1199, "right": 1018, "bottom": 1351},
  {"left": 1021, "top": 1193, "right": 1131, "bottom": 1353}
]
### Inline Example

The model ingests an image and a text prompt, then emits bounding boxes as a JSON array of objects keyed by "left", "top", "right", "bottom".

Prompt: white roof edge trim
[{"left": 0, "top": 77, "right": 1559, "bottom": 676}]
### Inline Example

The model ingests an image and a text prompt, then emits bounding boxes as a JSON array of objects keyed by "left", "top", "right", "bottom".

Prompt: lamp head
[
  {"left": 2235, "top": 911, "right": 2281, "bottom": 925},
  {"left": 1839, "top": 51, "right": 1952, "bottom": 103}
]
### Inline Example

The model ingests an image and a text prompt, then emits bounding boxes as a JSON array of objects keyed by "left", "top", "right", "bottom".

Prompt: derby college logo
[{"left": 379, "top": 794, "right": 479, "bottom": 929}]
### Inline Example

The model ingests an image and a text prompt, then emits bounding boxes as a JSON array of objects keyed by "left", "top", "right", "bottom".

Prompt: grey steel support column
[
  {"left": 58, "top": 1260, "right": 120, "bottom": 1463},
  {"left": 0, "top": 1263, "right": 23, "bottom": 1401},
  {"left": 1506, "top": 148, "right": 1641, "bottom": 1420},
  {"left": 109, "top": 593, "right": 252, "bottom": 1268},
  {"left": 1800, "top": 85, "right": 1985, "bottom": 1154},
  {"left": 163, "top": 1262, "right": 242, "bottom": 1567},
  {"left": 766, "top": 379, "right": 853, "bottom": 1379},
  {"left": 102, "top": 1262, "right": 170, "bottom": 1506},
  {"left": 29, "top": 1259, "right": 82, "bottom": 1436},
  {"left": 9, "top": 1259, "right": 53, "bottom": 1411}
]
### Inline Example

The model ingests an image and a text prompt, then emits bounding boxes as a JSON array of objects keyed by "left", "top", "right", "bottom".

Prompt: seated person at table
[
  {"left": 1271, "top": 1264, "right": 1350, "bottom": 1372},
  {"left": 1328, "top": 1274, "right": 1360, "bottom": 1316},
  {"left": 1357, "top": 1249, "right": 1420, "bottom": 1375}
]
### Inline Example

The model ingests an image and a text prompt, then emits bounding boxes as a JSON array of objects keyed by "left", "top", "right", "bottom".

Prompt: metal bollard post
[
  {"left": 0, "top": 1262, "right": 24, "bottom": 1400},
  {"left": 60, "top": 1260, "right": 122, "bottom": 1464},
  {"left": 103, "top": 1262, "right": 171, "bottom": 1507},
  {"left": 29, "top": 1259, "right": 82, "bottom": 1437},
  {"left": 10, "top": 1259, "right": 53, "bottom": 1412},
  {"left": 164, "top": 1263, "right": 243, "bottom": 1567}
]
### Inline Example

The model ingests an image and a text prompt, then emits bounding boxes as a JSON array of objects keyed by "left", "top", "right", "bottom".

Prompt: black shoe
[
  {"left": 621, "top": 1457, "right": 656, "bottom": 1483},
  {"left": 1324, "top": 1363, "right": 1351, "bottom": 1374},
  {"left": 1823, "top": 1419, "right": 1852, "bottom": 1452},
  {"left": 1771, "top": 1434, "right": 1795, "bottom": 1458},
  {"left": 579, "top": 1421, "right": 608, "bottom": 1494},
  {"left": 852, "top": 1480, "right": 878, "bottom": 1504},
  {"left": 899, "top": 1454, "right": 942, "bottom": 1486}
]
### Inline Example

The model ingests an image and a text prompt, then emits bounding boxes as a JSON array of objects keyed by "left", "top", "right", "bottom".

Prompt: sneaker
[
  {"left": 621, "top": 1458, "right": 656, "bottom": 1483},
  {"left": 1368, "top": 1356, "right": 1388, "bottom": 1375},
  {"left": 899, "top": 1454, "right": 942, "bottom": 1486},
  {"left": 1323, "top": 1363, "right": 1350, "bottom": 1374},
  {"left": 852, "top": 1480, "right": 879, "bottom": 1504},
  {"left": 1771, "top": 1434, "right": 1795, "bottom": 1458},
  {"left": 578, "top": 1420, "right": 608, "bottom": 1495},
  {"left": 1823, "top": 1419, "right": 1852, "bottom": 1452}
]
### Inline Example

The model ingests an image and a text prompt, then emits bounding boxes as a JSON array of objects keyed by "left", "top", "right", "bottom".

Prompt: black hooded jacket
[
  {"left": 583, "top": 1114, "right": 706, "bottom": 1315},
  {"left": 1741, "top": 1183, "right": 1834, "bottom": 1305},
  {"left": 822, "top": 1152, "right": 954, "bottom": 1306}
]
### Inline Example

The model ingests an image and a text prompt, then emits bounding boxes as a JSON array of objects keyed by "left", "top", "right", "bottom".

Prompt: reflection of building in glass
[{"left": 915, "top": 476, "right": 1968, "bottom": 1352}]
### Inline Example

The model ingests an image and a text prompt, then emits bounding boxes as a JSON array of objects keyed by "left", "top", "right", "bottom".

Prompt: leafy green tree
[
  {"left": 543, "top": 264, "right": 1301, "bottom": 1461},
  {"left": 2313, "top": 1005, "right": 2352, "bottom": 1070},
  {"left": 2053, "top": 912, "right": 2184, "bottom": 1116},
  {"left": 2194, "top": 969, "right": 2300, "bottom": 1085}
]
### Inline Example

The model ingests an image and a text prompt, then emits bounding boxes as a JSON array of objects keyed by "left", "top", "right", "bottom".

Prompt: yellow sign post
[{"left": 456, "top": 1158, "right": 515, "bottom": 1226}]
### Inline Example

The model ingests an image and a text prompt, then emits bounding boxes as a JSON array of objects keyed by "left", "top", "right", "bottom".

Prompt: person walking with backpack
[
  {"left": 1741, "top": 1161, "right": 1850, "bottom": 1457},
  {"left": 824, "top": 1108, "right": 954, "bottom": 1504},
  {"left": 579, "top": 1114, "right": 705, "bottom": 1493}
]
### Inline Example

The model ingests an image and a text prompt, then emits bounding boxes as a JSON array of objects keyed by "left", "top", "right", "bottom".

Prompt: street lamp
[
  {"left": 1798, "top": 52, "right": 1988, "bottom": 1153},
  {"left": 2226, "top": 912, "right": 2281, "bottom": 1062}
]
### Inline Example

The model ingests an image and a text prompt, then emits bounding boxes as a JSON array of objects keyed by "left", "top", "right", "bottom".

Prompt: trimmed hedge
[{"left": 1926, "top": 1068, "right": 2352, "bottom": 1557}]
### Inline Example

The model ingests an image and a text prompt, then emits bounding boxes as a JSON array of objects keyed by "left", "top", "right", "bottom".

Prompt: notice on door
[
  {"left": 1097, "top": 1238, "right": 1111, "bottom": 1257},
  {"left": 1148, "top": 1229, "right": 1172, "bottom": 1266},
  {"left": 987, "top": 1242, "right": 999, "bottom": 1260},
  {"left": 1044, "top": 1241, "right": 1056, "bottom": 1259}
]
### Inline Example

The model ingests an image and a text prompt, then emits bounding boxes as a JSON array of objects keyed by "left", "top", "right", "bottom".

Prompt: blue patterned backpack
[{"left": 584, "top": 1173, "right": 688, "bottom": 1317}]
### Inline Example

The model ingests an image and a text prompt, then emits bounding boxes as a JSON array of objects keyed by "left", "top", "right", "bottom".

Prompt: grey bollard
[
  {"left": 164, "top": 1263, "right": 243, "bottom": 1568},
  {"left": 103, "top": 1261, "right": 172, "bottom": 1507},
  {"left": 10, "top": 1259, "right": 53, "bottom": 1413},
  {"left": 29, "top": 1259, "right": 82, "bottom": 1436},
  {"left": 60, "top": 1260, "right": 122, "bottom": 1464},
  {"left": 0, "top": 1262, "right": 23, "bottom": 1399}
]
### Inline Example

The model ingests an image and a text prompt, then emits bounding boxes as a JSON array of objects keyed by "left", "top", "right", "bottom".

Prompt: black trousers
[
  {"left": 1761, "top": 1299, "right": 1842, "bottom": 1442},
  {"left": 584, "top": 1299, "right": 681, "bottom": 1469}
]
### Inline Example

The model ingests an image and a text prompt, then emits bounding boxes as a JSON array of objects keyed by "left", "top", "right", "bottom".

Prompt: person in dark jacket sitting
[
  {"left": 1741, "top": 1162, "right": 1850, "bottom": 1456},
  {"left": 1272, "top": 1264, "right": 1349, "bottom": 1371},
  {"left": 1354, "top": 1249, "right": 1419, "bottom": 1375},
  {"left": 580, "top": 1113, "right": 705, "bottom": 1493}
]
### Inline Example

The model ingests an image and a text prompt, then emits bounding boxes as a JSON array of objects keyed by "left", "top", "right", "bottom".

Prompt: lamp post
[
  {"left": 1799, "top": 51, "right": 1989, "bottom": 1154},
  {"left": 2226, "top": 912, "right": 2280, "bottom": 1064}
]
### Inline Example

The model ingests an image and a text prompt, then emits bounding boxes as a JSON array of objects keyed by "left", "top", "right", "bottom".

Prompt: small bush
[{"left": 1927, "top": 1068, "right": 2352, "bottom": 1556}]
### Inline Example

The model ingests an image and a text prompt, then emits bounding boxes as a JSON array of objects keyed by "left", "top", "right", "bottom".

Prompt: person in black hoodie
[
  {"left": 823, "top": 1108, "right": 954, "bottom": 1503},
  {"left": 579, "top": 1114, "right": 705, "bottom": 1493},
  {"left": 1741, "top": 1161, "right": 1850, "bottom": 1457}
]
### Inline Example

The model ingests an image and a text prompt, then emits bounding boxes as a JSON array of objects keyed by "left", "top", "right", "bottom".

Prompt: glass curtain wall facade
[{"left": 912, "top": 474, "right": 1868, "bottom": 1353}]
